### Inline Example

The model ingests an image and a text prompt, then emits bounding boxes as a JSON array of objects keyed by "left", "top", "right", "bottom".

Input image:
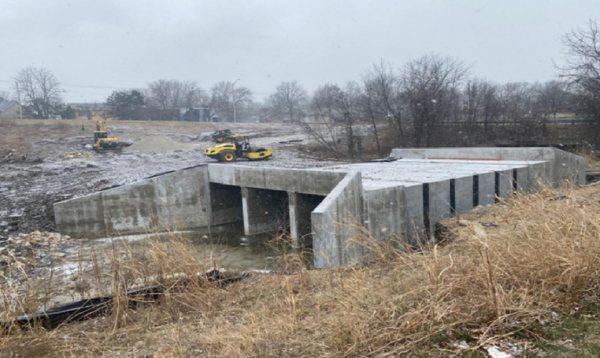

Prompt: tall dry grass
[{"left": 1, "top": 185, "right": 600, "bottom": 356}]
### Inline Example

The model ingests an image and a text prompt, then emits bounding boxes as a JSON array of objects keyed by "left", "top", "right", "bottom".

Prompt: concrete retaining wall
[
  {"left": 55, "top": 165, "right": 212, "bottom": 238},
  {"left": 363, "top": 186, "right": 405, "bottom": 242},
  {"left": 311, "top": 171, "right": 364, "bottom": 268},
  {"left": 401, "top": 184, "right": 425, "bottom": 244}
]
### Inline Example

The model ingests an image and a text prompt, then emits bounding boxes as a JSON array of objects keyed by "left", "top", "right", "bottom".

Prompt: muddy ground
[{"left": 0, "top": 118, "right": 335, "bottom": 238}]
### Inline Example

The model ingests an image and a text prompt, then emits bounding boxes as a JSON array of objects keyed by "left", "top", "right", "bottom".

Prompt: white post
[{"left": 15, "top": 82, "right": 23, "bottom": 120}]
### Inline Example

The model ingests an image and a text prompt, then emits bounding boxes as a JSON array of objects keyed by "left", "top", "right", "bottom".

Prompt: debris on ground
[
  {"left": 278, "top": 139, "right": 303, "bottom": 144},
  {"left": 0, "top": 231, "right": 72, "bottom": 274},
  {"left": 485, "top": 343, "right": 523, "bottom": 358},
  {"left": 62, "top": 151, "right": 92, "bottom": 159},
  {"left": 369, "top": 156, "right": 397, "bottom": 162}
]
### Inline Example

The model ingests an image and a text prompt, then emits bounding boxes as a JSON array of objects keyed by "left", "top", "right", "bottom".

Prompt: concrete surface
[
  {"left": 363, "top": 186, "right": 405, "bottom": 242},
  {"left": 390, "top": 147, "right": 586, "bottom": 185},
  {"left": 312, "top": 171, "right": 364, "bottom": 268},
  {"left": 54, "top": 147, "right": 586, "bottom": 268},
  {"left": 208, "top": 164, "right": 345, "bottom": 196}
]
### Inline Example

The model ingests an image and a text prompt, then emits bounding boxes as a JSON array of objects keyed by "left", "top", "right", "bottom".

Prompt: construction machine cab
[{"left": 94, "top": 131, "right": 108, "bottom": 141}]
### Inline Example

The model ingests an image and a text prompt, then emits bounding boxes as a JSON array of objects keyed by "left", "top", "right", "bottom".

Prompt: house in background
[
  {"left": 0, "top": 100, "right": 21, "bottom": 119},
  {"left": 68, "top": 102, "right": 110, "bottom": 118}
]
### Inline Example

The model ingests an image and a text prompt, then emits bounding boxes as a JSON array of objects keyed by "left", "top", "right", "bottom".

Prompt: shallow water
[
  {"left": 2, "top": 231, "right": 282, "bottom": 309},
  {"left": 72, "top": 230, "right": 280, "bottom": 273}
]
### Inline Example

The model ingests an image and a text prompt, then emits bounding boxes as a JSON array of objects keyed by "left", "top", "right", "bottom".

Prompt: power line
[
  {"left": 0, "top": 78, "right": 271, "bottom": 94},
  {"left": 0, "top": 79, "right": 142, "bottom": 90}
]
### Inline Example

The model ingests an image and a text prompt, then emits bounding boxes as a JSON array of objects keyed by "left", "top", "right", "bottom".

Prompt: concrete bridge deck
[{"left": 53, "top": 147, "right": 586, "bottom": 268}]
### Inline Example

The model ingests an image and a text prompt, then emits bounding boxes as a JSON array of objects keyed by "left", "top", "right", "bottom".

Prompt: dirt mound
[{"left": 125, "top": 135, "right": 198, "bottom": 153}]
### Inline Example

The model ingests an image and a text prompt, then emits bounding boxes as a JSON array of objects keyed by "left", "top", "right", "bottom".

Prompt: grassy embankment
[{"left": 1, "top": 184, "right": 600, "bottom": 356}]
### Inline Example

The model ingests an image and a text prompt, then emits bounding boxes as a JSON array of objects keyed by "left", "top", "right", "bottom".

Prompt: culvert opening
[
  {"left": 241, "top": 187, "right": 290, "bottom": 237},
  {"left": 209, "top": 183, "right": 243, "bottom": 230},
  {"left": 293, "top": 193, "right": 325, "bottom": 249}
]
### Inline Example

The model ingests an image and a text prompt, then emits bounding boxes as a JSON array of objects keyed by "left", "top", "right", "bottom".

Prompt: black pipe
[{"left": 2, "top": 270, "right": 248, "bottom": 332}]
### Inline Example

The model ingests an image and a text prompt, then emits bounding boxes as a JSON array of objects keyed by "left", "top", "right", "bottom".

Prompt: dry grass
[
  {"left": 2, "top": 184, "right": 600, "bottom": 356},
  {"left": 575, "top": 146, "right": 600, "bottom": 171}
]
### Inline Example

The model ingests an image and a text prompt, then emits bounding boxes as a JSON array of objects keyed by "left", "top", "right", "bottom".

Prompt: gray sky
[{"left": 1, "top": 0, "right": 598, "bottom": 102}]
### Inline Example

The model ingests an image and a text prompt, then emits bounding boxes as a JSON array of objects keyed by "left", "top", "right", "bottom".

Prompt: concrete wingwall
[
  {"left": 311, "top": 171, "right": 364, "bottom": 268},
  {"left": 390, "top": 147, "right": 586, "bottom": 186},
  {"left": 54, "top": 165, "right": 212, "bottom": 238}
]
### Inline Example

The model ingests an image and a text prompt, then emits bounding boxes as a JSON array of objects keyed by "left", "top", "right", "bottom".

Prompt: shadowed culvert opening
[
  {"left": 209, "top": 183, "right": 243, "bottom": 229},
  {"left": 293, "top": 193, "right": 325, "bottom": 249}
]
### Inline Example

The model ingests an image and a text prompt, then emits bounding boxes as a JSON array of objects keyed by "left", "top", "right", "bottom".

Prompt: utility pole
[
  {"left": 15, "top": 82, "right": 23, "bottom": 120},
  {"left": 231, "top": 78, "right": 240, "bottom": 123}
]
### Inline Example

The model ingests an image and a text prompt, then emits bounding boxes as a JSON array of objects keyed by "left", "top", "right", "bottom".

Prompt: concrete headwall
[
  {"left": 54, "top": 165, "right": 212, "bottom": 238},
  {"left": 311, "top": 171, "right": 364, "bottom": 268},
  {"left": 390, "top": 147, "right": 586, "bottom": 185},
  {"left": 208, "top": 164, "right": 346, "bottom": 196}
]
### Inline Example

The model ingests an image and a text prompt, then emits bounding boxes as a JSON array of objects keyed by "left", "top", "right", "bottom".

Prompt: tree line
[
  {"left": 101, "top": 20, "right": 599, "bottom": 152},
  {"left": 5, "top": 20, "right": 599, "bottom": 150}
]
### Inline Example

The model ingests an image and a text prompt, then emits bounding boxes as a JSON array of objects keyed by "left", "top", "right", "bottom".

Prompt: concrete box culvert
[{"left": 54, "top": 147, "right": 586, "bottom": 267}]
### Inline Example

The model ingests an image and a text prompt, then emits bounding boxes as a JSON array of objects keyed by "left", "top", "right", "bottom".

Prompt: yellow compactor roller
[{"left": 204, "top": 138, "right": 272, "bottom": 162}]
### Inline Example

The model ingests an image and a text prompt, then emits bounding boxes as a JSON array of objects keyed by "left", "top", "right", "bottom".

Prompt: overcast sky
[{"left": 0, "top": 0, "right": 598, "bottom": 102}]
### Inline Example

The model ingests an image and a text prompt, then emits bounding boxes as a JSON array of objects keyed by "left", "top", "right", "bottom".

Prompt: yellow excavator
[
  {"left": 204, "top": 137, "right": 272, "bottom": 162},
  {"left": 92, "top": 115, "right": 131, "bottom": 151}
]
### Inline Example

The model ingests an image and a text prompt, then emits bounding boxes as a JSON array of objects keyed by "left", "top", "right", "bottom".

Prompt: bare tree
[
  {"left": 267, "top": 81, "right": 308, "bottom": 122},
  {"left": 14, "top": 67, "right": 62, "bottom": 118},
  {"left": 463, "top": 79, "right": 501, "bottom": 141},
  {"left": 356, "top": 84, "right": 383, "bottom": 155},
  {"left": 498, "top": 82, "right": 535, "bottom": 122},
  {"left": 306, "top": 83, "right": 362, "bottom": 157},
  {"left": 401, "top": 55, "right": 467, "bottom": 146},
  {"left": 0, "top": 90, "right": 10, "bottom": 102},
  {"left": 147, "top": 79, "right": 207, "bottom": 111},
  {"left": 536, "top": 80, "right": 569, "bottom": 119},
  {"left": 562, "top": 20, "right": 600, "bottom": 131},
  {"left": 210, "top": 81, "right": 253, "bottom": 122},
  {"left": 363, "top": 61, "right": 404, "bottom": 145},
  {"left": 339, "top": 82, "right": 362, "bottom": 158},
  {"left": 306, "top": 83, "right": 343, "bottom": 155}
]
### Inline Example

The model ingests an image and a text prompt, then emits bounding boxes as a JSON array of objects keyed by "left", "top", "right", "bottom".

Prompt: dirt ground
[{"left": 0, "top": 118, "right": 332, "bottom": 236}]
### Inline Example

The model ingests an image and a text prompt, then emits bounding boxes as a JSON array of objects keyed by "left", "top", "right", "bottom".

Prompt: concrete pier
[{"left": 54, "top": 147, "right": 586, "bottom": 268}]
